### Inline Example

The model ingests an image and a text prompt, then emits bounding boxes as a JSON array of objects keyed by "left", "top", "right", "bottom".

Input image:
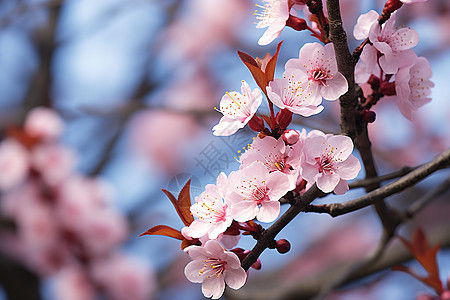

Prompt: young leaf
[
  {"left": 393, "top": 228, "right": 443, "bottom": 294},
  {"left": 139, "top": 225, "right": 184, "bottom": 240},
  {"left": 161, "top": 179, "right": 194, "bottom": 226},
  {"left": 265, "top": 41, "right": 283, "bottom": 83}
]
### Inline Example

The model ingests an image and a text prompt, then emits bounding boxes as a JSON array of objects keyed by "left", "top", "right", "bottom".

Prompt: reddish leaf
[
  {"left": 161, "top": 179, "right": 194, "bottom": 226},
  {"left": 237, "top": 51, "right": 259, "bottom": 68},
  {"left": 139, "top": 225, "right": 184, "bottom": 240},
  {"left": 394, "top": 228, "right": 443, "bottom": 294},
  {"left": 265, "top": 41, "right": 283, "bottom": 83}
]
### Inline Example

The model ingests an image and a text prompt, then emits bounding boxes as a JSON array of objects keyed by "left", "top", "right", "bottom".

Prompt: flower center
[
  {"left": 252, "top": 185, "right": 267, "bottom": 205},
  {"left": 200, "top": 259, "right": 227, "bottom": 279},
  {"left": 317, "top": 156, "right": 334, "bottom": 174},
  {"left": 310, "top": 68, "right": 331, "bottom": 86}
]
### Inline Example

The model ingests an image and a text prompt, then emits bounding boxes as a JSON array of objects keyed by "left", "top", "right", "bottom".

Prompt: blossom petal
[
  {"left": 320, "top": 72, "right": 348, "bottom": 100},
  {"left": 184, "top": 260, "right": 205, "bottom": 283},
  {"left": 257, "top": 200, "right": 280, "bottom": 222},
  {"left": 316, "top": 172, "right": 340, "bottom": 193},
  {"left": 225, "top": 267, "right": 247, "bottom": 290},
  {"left": 335, "top": 155, "right": 361, "bottom": 180},
  {"left": 202, "top": 276, "right": 225, "bottom": 299}
]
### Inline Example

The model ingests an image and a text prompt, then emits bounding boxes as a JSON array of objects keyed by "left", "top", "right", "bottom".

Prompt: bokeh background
[{"left": 0, "top": 0, "right": 449, "bottom": 299}]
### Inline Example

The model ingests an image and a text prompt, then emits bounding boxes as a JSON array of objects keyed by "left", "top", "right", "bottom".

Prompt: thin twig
[
  {"left": 305, "top": 149, "right": 450, "bottom": 217},
  {"left": 348, "top": 166, "right": 418, "bottom": 189}
]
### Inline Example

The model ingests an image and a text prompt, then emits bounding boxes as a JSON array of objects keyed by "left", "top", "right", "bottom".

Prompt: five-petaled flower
[
  {"left": 254, "top": 0, "right": 290, "bottom": 46},
  {"left": 228, "top": 161, "right": 291, "bottom": 222},
  {"left": 183, "top": 173, "right": 233, "bottom": 240},
  {"left": 212, "top": 80, "right": 262, "bottom": 136},
  {"left": 267, "top": 68, "right": 324, "bottom": 116},
  {"left": 184, "top": 240, "right": 247, "bottom": 299},
  {"left": 285, "top": 43, "right": 348, "bottom": 101},
  {"left": 301, "top": 133, "right": 361, "bottom": 193}
]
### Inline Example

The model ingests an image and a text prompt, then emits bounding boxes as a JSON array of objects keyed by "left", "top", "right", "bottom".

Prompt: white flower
[
  {"left": 254, "top": 0, "right": 290, "bottom": 46},
  {"left": 212, "top": 81, "right": 262, "bottom": 136}
]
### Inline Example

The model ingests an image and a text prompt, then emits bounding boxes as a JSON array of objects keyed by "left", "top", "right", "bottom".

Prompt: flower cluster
[
  {"left": 142, "top": 1, "right": 434, "bottom": 298},
  {"left": 353, "top": 10, "right": 434, "bottom": 120},
  {"left": 0, "top": 107, "right": 154, "bottom": 300}
]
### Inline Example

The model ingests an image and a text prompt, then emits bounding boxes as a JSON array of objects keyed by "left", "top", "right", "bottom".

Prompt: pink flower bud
[
  {"left": 441, "top": 290, "right": 450, "bottom": 300},
  {"left": 276, "top": 239, "right": 291, "bottom": 254},
  {"left": 282, "top": 129, "right": 300, "bottom": 145}
]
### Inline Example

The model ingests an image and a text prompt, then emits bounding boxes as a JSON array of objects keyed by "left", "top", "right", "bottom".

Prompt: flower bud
[
  {"left": 368, "top": 75, "right": 380, "bottom": 91},
  {"left": 383, "top": 0, "right": 403, "bottom": 15},
  {"left": 276, "top": 109, "right": 293, "bottom": 129},
  {"left": 275, "top": 239, "right": 291, "bottom": 254},
  {"left": 247, "top": 115, "right": 265, "bottom": 132},
  {"left": 442, "top": 290, "right": 450, "bottom": 300},
  {"left": 282, "top": 129, "right": 300, "bottom": 145},
  {"left": 362, "top": 110, "right": 376, "bottom": 123},
  {"left": 286, "top": 15, "right": 307, "bottom": 32}
]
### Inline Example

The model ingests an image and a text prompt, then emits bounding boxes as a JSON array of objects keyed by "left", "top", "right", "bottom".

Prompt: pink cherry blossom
[
  {"left": 255, "top": 0, "right": 290, "bottom": 46},
  {"left": 354, "top": 44, "right": 379, "bottom": 84},
  {"left": 53, "top": 265, "right": 96, "bottom": 300},
  {"left": 0, "top": 138, "right": 30, "bottom": 191},
  {"left": 228, "top": 161, "right": 291, "bottom": 222},
  {"left": 24, "top": 107, "right": 64, "bottom": 140},
  {"left": 285, "top": 43, "right": 348, "bottom": 100},
  {"left": 31, "top": 143, "right": 76, "bottom": 186},
  {"left": 394, "top": 57, "right": 434, "bottom": 120},
  {"left": 368, "top": 12, "right": 419, "bottom": 74},
  {"left": 183, "top": 173, "right": 233, "bottom": 240},
  {"left": 301, "top": 134, "right": 361, "bottom": 193},
  {"left": 267, "top": 68, "right": 324, "bottom": 116},
  {"left": 400, "top": 0, "right": 428, "bottom": 3},
  {"left": 90, "top": 253, "right": 155, "bottom": 300},
  {"left": 184, "top": 240, "right": 247, "bottom": 299},
  {"left": 353, "top": 10, "right": 379, "bottom": 40},
  {"left": 239, "top": 135, "right": 302, "bottom": 190},
  {"left": 212, "top": 80, "right": 262, "bottom": 136}
]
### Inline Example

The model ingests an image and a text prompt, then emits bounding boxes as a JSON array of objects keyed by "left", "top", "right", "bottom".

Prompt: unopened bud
[
  {"left": 248, "top": 115, "right": 265, "bottom": 132},
  {"left": 276, "top": 239, "right": 291, "bottom": 254},
  {"left": 251, "top": 259, "right": 262, "bottom": 270},
  {"left": 383, "top": 0, "right": 403, "bottom": 15},
  {"left": 379, "top": 81, "right": 396, "bottom": 96},
  {"left": 276, "top": 109, "right": 293, "bottom": 129},
  {"left": 286, "top": 15, "right": 307, "bottom": 32},
  {"left": 442, "top": 290, "right": 450, "bottom": 300},
  {"left": 362, "top": 110, "right": 376, "bottom": 123},
  {"left": 282, "top": 129, "right": 300, "bottom": 145}
]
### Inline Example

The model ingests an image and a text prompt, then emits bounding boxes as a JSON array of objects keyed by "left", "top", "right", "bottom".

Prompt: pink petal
[
  {"left": 257, "top": 200, "right": 280, "bottom": 222},
  {"left": 184, "top": 260, "right": 205, "bottom": 283},
  {"left": 320, "top": 72, "right": 348, "bottom": 100},
  {"left": 316, "top": 172, "right": 340, "bottom": 193},
  {"left": 202, "top": 276, "right": 225, "bottom": 299},
  {"left": 335, "top": 155, "right": 361, "bottom": 180},
  {"left": 225, "top": 267, "right": 247, "bottom": 290}
]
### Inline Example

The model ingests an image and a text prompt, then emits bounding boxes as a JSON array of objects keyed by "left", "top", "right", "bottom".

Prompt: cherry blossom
[
  {"left": 239, "top": 135, "right": 302, "bottom": 190},
  {"left": 228, "top": 161, "right": 291, "bottom": 222},
  {"left": 254, "top": 0, "right": 290, "bottom": 46},
  {"left": 394, "top": 57, "right": 434, "bottom": 120},
  {"left": 183, "top": 173, "right": 233, "bottom": 240},
  {"left": 184, "top": 240, "right": 247, "bottom": 299},
  {"left": 301, "top": 134, "right": 361, "bottom": 193},
  {"left": 24, "top": 107, "right": 64, "bottom": 141},
  {"left": 285, "top": 43, "right": 348, "bottom": 100},
  {"left": 353, "top": 10, "right": 379, "bottom": 40},
  {"left": 368, "top": 12, "right": 419, "bottom": 74},
  {"left": 212, "top": 80, "right": 262, "bottom": 136},
  {"left": 0, "top": 138, "right": 30, "bottom": 191},
  {"left": 267, "top": 68, "right": 324, "bottom": 116}
]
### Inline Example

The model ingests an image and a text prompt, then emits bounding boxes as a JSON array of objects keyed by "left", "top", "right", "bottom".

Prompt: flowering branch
[
  {"left": 241, "top": 185, "right": 323, "bottom": 270},
  {"left": 305, "top": 148, "right": 450, "bottom": 217}
]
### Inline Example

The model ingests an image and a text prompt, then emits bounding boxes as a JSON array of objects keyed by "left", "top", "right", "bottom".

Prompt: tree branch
[
  {"left": 305, "top": 149, "right": 450, "bottom": 217},
  {"left": 241, "top": 185, "right": 324, "bottom": 270}
]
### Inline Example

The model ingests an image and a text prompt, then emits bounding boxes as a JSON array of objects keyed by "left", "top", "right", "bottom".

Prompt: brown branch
[
  {"left": 241, "top": 185, "right": 324, "bottom": 271},
  {"left": 348, "top": 166, "right": 418, "bottom": 189},
  {"left": 305, "top": 149, "right": 450, "bottom": 217},
  {"left": 325, "top": 0, "right": 358, "bottom": 139}
]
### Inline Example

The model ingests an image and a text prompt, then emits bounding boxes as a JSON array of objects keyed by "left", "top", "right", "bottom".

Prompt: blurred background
[{"left": 0, "top": 0, "right": 449, "bottom": 299}]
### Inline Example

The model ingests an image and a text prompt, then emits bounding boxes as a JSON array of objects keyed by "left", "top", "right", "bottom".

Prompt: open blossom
[
  {"left": 394, "top": 57, "right": 434, "bottom": 120},
  {"left": 267, "top": 68, "right": 323, "bottom": 116},
  {"left": 285, "top": 43, "right": 348, "bottom": 101},
  {"left": 212, "top": 80, "right": 262, "bottom": 136},
  {"left": 228, "top": 161, "right": 290, "bottom": 222},
  {"left": 255, "top": 0, "right": 290, "bottom": 46},
  {"left": 368, "top": 12, "right": 419, "bottom": 74},
  {"left": 353, "top": 10, "right": 379, "bottom": 40},
  {"left": 184, "top": 240, "right": 247, "bottom": 299},
  {"left": 239, "top": 135, "right": 303, "bottom": 189},
  {"left": 0, "top": 139, "right": 30, "bottom": 191},
  {"left": 183, "top": 173, "right": 233, "bottom": 240},
  {"left": 301, "top": 134, "right": 361, "bottom": 193}
]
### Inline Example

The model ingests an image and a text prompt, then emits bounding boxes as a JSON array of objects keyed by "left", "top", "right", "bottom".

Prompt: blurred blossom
[
  {"left": 0, "top": 138, "right": 29, "bottom": 190},
  {"left": 53, "top": 265, "right": 96, "bottom": 300}
]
